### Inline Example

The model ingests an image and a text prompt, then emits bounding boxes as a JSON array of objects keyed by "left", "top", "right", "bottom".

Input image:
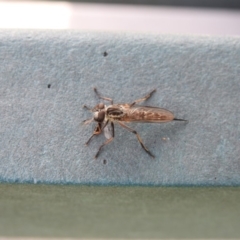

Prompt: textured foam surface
[{"left": 0, "top": 30, "right": 239, "bottom": 185}]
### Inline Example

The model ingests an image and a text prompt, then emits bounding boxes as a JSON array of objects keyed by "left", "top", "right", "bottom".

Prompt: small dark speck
[
  {"left": 103, "top": 51, "right": 108, "bottom": 57},
  {"left": 48, "top": 84, "right": 51, "bottom": 88},
  {"left": 103, "top": 159, "right": 107, "bottom": 164}
]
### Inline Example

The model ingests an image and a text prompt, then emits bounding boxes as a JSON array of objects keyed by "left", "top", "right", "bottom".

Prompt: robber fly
[{"left": 83, "top": 88, "right": 187, "bottom": 158}]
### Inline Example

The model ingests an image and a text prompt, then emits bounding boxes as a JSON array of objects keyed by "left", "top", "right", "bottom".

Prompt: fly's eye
[
  {"left": 93, "top": 103, "right": 104, "bottom": 111},
  {"left": 98, "top": 103, "right": 104, "bottom": 109},
  {"left": 94, "top": 111, "right": 105, "bottom": 122}
]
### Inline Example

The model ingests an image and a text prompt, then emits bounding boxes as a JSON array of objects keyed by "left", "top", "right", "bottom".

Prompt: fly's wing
[
  {"left": 121, "top": 105, "right": 175, "bottom": 123},
  {"left": 103, "top": 121, "right": 113, "bottom": 139}
]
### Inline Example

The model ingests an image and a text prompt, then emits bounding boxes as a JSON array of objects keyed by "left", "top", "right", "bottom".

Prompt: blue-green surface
[
  {"left": 0, "top": 184, "right": 240, "bottom": 238},
  {"left": 0, "top": 30, "right": 240, "bottom": 185}
]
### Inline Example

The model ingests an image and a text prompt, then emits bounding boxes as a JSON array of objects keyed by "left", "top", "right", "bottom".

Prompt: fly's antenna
[{"left": 173, "top": 118, "right": 188, "bottom": 123}]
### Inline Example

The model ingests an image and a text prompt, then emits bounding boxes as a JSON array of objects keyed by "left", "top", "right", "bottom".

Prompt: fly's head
[{"left": 93, "top": 103, "right": 106, "bottom": 123}]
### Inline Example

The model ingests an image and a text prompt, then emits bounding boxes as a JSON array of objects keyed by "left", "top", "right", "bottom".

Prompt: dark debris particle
[
  {"left": 103, "top": 159, "right": 107, "bottom": 164},
  {"left": 47, "top": 84, "right": 51, "bottom": 88},
  {"left": 103, "top": 51, "right": 108, "bottom": 57}
]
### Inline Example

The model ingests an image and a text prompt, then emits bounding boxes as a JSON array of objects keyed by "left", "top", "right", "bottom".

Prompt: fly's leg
[
  {"left": 82, "top": 105, "right": 94, "bottom": 124},
  {"left": 82, "top": 118, "right": 93, "bottom": 125},
  {"left": 101, "top": 120, "right": 109, "bottom": 131},
  {"left": 130, "top": 89, "right": 156, "bottom": 107},
  {"left": 117, "top": 122, "right": 155, "bottom": 158},
  {"left": 85, "top": 134, "right": 96, "bottom": 145},
  {"left": 95, "top": 137, "right": 114, "bottom": 158},
  {"left": 111, "top": 122, "right": 115, "bottom": 137},
  {"left": 83, "top": 105, "right": 92, "bottom": 111},
  {"left": 95, "top": 123, "right": 115, "bottom": 158},
  {"left": 94, "top": 87, "right": 113, "bottom": 104},
  {"left": 85, "top": 123, "right": 102, "bottom": 145}
]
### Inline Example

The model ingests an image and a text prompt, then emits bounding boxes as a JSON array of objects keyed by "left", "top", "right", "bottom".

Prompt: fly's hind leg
[
  {"left": 130, "top": 89, "right": 156, "bottom": 107},
  {"left": 94, "top": 87, "right": 113, "bottom": 104},
  {"left": 117, "top": 122, "right": 155, "bottom": 158},
  {"left": 83, "top": 105, "right": 92, "bottom": 111}
]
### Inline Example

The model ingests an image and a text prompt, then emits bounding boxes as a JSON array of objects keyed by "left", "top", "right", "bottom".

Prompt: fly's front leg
[
  {"left": 130, "top": 89, "right": 156, "bottom": 107},
  {"left": 95, "top": 137, "right": 114, "bottom": 158},
  {"left": 83, "top": 105, "right": 92, "bottom": 111},
  {"left": 85, "top": 123, "right": 102, "bottom": 145},
  {"left": 82, "top": 105, "right": 94, "bottom": 125},
  {"left": 82, "top": 118, "right": 93, "bottom": 125},
  {"left": 94, "top": 87, "right": 113, "bottom": 104},
  {"left": 117, "top": 122, "right": 155, "bottom": 158},
  {"left": 95, "top": 122, "right": 115, "bottom": 158}
]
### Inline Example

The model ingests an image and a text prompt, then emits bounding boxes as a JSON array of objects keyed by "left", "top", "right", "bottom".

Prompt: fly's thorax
[{"left": 106, "top": 105, "right": 125, "bottom": 120}]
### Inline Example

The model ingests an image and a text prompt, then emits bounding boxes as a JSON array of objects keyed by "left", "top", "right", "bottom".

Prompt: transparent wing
[
  {"left": 119, "top": 105, "right": 175, "bottom": 123},
  {"left": 103, "top": 121, "right": 113, "bottom": 139}
]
